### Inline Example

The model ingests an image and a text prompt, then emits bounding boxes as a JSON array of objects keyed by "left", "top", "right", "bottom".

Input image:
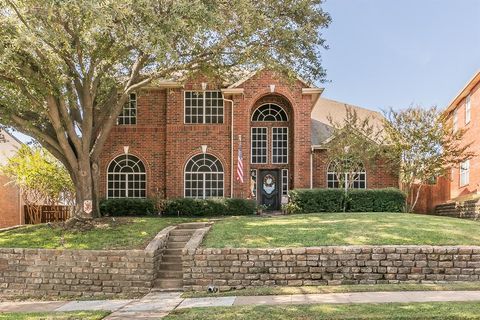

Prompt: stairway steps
[
  {"left": 170, "top": 229, "right": 195, "bottom": 237},
  {"left": 158, "top": 270, "right": 183, "bottom": 278},
  {"left": 164, "top": 248, "right": 182, "bottom": 256},
  {"left": 167, "top": 242, "right": 187, "bottom": 249},
  {"left": 159, "top": 262, "right": 182, "bottom": 271},
  {"left": 169, "top": 235, "right": 190, "bottom": 242},
  {"left": 176, "top": 222, "right": 210, "bottom": 230},
  {"left": 162, "top": 255, "right": 182, "bottom": 263},
  {"left": 154, "top": 278, "right": 183, "bottom": 289}
]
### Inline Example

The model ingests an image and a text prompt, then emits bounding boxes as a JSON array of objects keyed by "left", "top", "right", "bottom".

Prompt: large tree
[
  {"left": 0, "top": 0, "right": 330, "bottom": 218},
  {"left": 383, "top": 106, "right": 474, "bottom": 212}
]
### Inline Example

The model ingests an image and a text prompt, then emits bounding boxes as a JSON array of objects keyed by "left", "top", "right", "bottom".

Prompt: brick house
[
  {"left": 0, "top": 128, "right": 23, "bottom": 228},
  {"left": 99, "top": 70, "right": 398, "bottom": 210}
]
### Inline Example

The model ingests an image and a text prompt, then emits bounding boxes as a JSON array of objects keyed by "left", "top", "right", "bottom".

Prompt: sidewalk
[{"left": 2, "top": 290, "right": 480, "bottom": 319}]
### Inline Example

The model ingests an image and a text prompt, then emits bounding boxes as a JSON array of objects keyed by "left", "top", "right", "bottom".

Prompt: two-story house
[
  {"left": 443, "top": 70, "right": 480, "bottom": 201},
  {"left": 0, "top": 128, "right": 23, "bottom": 228},
  {"left": 99, "top": 70, "right": 398, "bottom": 210}
]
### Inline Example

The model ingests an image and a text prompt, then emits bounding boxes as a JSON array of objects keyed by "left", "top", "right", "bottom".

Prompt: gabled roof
[
  {"left": 0, "top": 128, "right": 22, "bottom": 166},
  {"left": 444, "top": 70, "right": 480, "bottom": 116},
  {"left": 226, "top": 68, "right": 315, "bottom": 89},
  {"left": 311, "top": 97, "right": 384, "bottom": 146}
]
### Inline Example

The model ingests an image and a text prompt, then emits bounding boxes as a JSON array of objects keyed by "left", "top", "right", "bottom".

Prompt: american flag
[{"left": 237, "top": 139, "right": 244, "bottom": 183}]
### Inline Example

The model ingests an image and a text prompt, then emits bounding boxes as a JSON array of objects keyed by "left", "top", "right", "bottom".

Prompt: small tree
[
  {"left": 383, "top": 106, "right": 474, "bottom": 212},
  {"left": 326, "top": 107, "right": 384, "bottom": 211},
  {"left": 1, "top": 145, "right": 75, "bottom": 223}
]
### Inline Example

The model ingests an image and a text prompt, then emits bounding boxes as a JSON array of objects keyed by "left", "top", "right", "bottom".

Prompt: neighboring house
[
  {"left": 442, "top": 70, "right": 480, "bottom": 201},
  {"left": 99, "top": 69, "right": 398, "bottom": 210},
  {"left": 0, "top": 128, "right": 23, "bottom": 228}
]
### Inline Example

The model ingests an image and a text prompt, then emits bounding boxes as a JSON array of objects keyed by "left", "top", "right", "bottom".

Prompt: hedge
[
  {"left": 347, "top": 188, "right": 406, "bottom": 212},
  {"left": 99, "top": 198, "right": 156, "bottom": 216},
  {"left": 163, "top": 197, "right": 257, "bottom": 216},
  {"left": 288, "top": 188, "right": 405, "bottom": 213}
]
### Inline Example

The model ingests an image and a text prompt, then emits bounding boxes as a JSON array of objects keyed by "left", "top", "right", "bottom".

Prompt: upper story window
[
  {"left": 327, "top": 160, "right": 366, "bottom": 189},
  {"left": 272, "top": 127, "right": 288, "bottom": 164},
  {"left": 460, "top": 160, "right": 470, "bottom": 186},
  {"left": 118, "top": 93, "right": 137, "bottom": 125},
  {"left": 465, "top": 95, "right": 471, "bottom": 124},
  {"left": 252, "top": 104, "right": 288, "bottom": 122},
  {"left": 453, "top": 109, "right": 458, "bottom": 132},
  {"left": 251, "top": 127, "right": 268, "bottom": 164},
  {"left": 184, "top": 91, "right": 224, "bottom": 124}
]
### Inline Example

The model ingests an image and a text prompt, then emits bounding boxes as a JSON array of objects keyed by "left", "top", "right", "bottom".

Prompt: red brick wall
[
  {"left": 0, "top": 175, "right": 22, "bottom": 228},
  {"left": 312, "top": 149, "right": 398, "bottom": 189},
  {"left": 447, "top": 80, "right": 480, "bottom": 200}
]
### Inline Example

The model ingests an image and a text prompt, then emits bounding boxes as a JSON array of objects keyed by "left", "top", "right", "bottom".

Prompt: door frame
[{"left": 257, "top": 169, "right": 281, "bottom": 210}]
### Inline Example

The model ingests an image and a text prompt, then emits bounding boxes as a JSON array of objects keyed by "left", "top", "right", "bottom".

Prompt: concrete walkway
[{"left": 2, "top": 290, "right": 480, "bottom": 319}]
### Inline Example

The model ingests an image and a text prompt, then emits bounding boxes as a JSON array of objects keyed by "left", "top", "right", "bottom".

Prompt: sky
[{"left": 320, "top": 0, "right": 480, "bottom": 112}]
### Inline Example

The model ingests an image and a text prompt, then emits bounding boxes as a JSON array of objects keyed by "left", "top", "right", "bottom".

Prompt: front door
[{"left": 259, "top": 170, "right": 280, "bottom": 210}]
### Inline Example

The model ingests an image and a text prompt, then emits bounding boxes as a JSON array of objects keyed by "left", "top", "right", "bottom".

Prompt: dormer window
[
  {"left": 118, "top": 93, "right": 137, "bottom": 125},
  {"left": 184, "top": 91, "right": 224, "bottom": 124}
]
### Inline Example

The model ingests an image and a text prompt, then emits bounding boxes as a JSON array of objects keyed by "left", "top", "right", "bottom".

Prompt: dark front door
[{"left": 259, "top": 170, "right": 280, "bottom": 210}]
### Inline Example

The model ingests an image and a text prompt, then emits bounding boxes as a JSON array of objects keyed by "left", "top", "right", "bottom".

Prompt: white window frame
[
  {"left": 251, "top": 103, "right": 289, "bottom": 122},
  {"left": 251, "top": 127, "right": 268, "bottom": 164},
  {"left": 117, "top": 93, "right": 137, "bottom": 125},
  {"left": 184, "top": 90, "right": 224, "bottom": 124},
  {"left": 184, "top": 154, "right": 224, "bottom": 199},
  {"left": 326, "top": 161, "right": 367, "bottom": 189},
  {"left": 465, "top": 95, "right": 471, "bottom": 125},
  {"left": 281, "top": 169, "right": 289, "bottom": 196},
  {"left": 460, "top": 160, "right": 470, "bottom": 187},
  {"left": 453, "top": 109, "right": 458, "bottom": 132},
  {"left": 272, "top": 127, "right": 288, "bottom": 164},
  {"left": 107, "top": 154, "right": 147, "bottom": 199},
  {"left": 250, "top": 169, "right": 257, "bottom": 199}
]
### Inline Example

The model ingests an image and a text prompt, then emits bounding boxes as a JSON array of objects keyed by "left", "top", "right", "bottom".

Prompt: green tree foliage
[
  {"left": 1, "top": 145, "right": 75, "bottom": 223},
  {"left": 326, "top": 107, "right": 385, "bottom": 210},
  {"left": 383, "top": 106, "right": 474, "bottom": 212},
  {"left": 0, "top": 0, "right": 330, "bottom": 218}
]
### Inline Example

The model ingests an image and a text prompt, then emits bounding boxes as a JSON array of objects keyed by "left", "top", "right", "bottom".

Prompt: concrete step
[
  {"left": 170, "top": 229, "right": 196, "bottom": 236},
  {"left": 151, "top": 287, "right": 184, "bottom": 292},
  {"left": 158, "top": 270, "right": 183, "bottom": 279},
  {"left": 176, "top": 222, "right": 210, "bottom": 230},
  {"left": 169, "top": 235, "right": 190, "bottom": 242},
  {"left": 154, "top": 278, "right": 183, "bottom": 289},
  {"left": 167, "top": 242, "right": 187, "bottom": 249},
  {"left": 159, "top": 262, "right": 182, "bottom": 271},
  {"left": 164, "top": 248, "right": 182, "bottom": 256},
  {"left": 162, "top": 255, "right": 182, "bottom": 263}
]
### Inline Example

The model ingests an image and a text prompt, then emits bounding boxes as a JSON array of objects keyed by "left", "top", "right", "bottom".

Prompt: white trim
[
  {"left": 326, "top": 160, "right": 367, "bottom": 189},
  {"left": 251, "top": 127, "right": 268, "bottom": 164},
  {"left": 465, "top": 95, "right": 471, "bottom": 125},
  {"left": 281, "top": 169, "right": 289, "bottom": 196},
  {"left": 453, "top": 108, "right": 458, "bottom": 132},
  {"left": 460, "top": 159, "right": 470, "bottom": 187},
  {"left": 251, "top": 103, "right": 289, "bottom": 122},
  {"left": 183, "top": 153, "right": 225, "bottom": 199},
  {"left": 250, "top": 169, "right": 258, "bottom": 199},
  {"left": 183, "top": 90, "right": 224, "bottom": 124},
  {"left": 106, "top": 154, "right": 147, "bottom": 199},
  {"left": 272, "top": 127, "right": 288, "bottom": 164}
]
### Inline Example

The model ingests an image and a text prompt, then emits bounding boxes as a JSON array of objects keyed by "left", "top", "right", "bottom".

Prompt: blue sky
[{"left": 320, "top": 0, "right": 480, "bottom": 111}]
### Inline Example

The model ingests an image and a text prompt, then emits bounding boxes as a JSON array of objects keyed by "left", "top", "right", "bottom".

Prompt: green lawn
[
  {"left": 165, "top": 302, "right": 480, "bottom": 319},
  {"left": 0, "top": 217, "right": 197, "bottom": 250},
  {"left": 202, "top": 213, "right": 480, "bottom": 248},
  {"left": 182, "top": 282, "right": 480, "bottom": 298},
  {"left": 0, "top": 311, "right": 108, "bottom": 320}
]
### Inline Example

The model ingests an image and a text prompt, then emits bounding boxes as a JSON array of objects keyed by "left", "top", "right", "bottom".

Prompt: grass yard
[
  {"left": 0, "top": 311, "right": 108, "bottom": 320},
  {"left": 165, "top": 302, "right": 480, "bottom": 319},
  {"left": 182, "top": 282, "right": 480, "bottom": 298},
  {"left": 0, "top": 217, "right": 198, "bottom": 250},
  {"left": 202, "top": 213, "right": 480, "bottom": 248}
]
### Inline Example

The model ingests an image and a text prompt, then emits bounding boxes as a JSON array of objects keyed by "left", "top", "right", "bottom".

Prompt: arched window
[
  {"left": 327, "top": 160, "right": 366, "bottom": 189},
  {"left": 252, "top": 104, "right": 288, "bottom": 122},
  {"left": 185, "top": 154, "right": 224, "bottom": 198},
  {"left": 107, "top": 155, "right": 146, "bottom": 198}
]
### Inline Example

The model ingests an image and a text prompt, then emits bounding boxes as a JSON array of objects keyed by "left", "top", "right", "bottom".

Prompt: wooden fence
[{"left": 24, "top": 205, "right": 72, "bottom": 224}]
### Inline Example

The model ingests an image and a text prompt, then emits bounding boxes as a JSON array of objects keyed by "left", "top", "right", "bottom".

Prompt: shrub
[
  {"left": 99, "top": 198, "right": 156, "bottom": 216},
  {"left": 289, "top": 188, "right": 406, "bottom": 213},
  {"left": 289, "top": 189, "right": 345, "bottom": 213},
  {"left": 163, "top": 198, "right": 257, "bottom": 216}
]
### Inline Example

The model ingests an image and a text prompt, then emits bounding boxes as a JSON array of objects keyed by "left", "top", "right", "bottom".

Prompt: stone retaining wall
[
  {"left": 183, "top": 246, "right": 480, "bottom": 291},
  {"left": 0, "top": 226, "right": 174, "bottom": 298},
  {"left": 435, "top": 200, "right": 480, "bottom": 220}
]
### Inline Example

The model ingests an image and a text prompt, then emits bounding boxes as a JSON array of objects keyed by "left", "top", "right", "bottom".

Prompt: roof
[
  {"left": 444, "top": 70, "right": 480, "bottom": 116},
  {"left": 311, "top": 97, "right": 384, "bottom": 146},
  {"left": 0, "top": 128, "right": 22, "bottom": 166}
]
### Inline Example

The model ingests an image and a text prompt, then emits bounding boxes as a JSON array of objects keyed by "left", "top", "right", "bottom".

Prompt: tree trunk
[{"left": 73, "top": 158, "right": 100, "bottom": 219}]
